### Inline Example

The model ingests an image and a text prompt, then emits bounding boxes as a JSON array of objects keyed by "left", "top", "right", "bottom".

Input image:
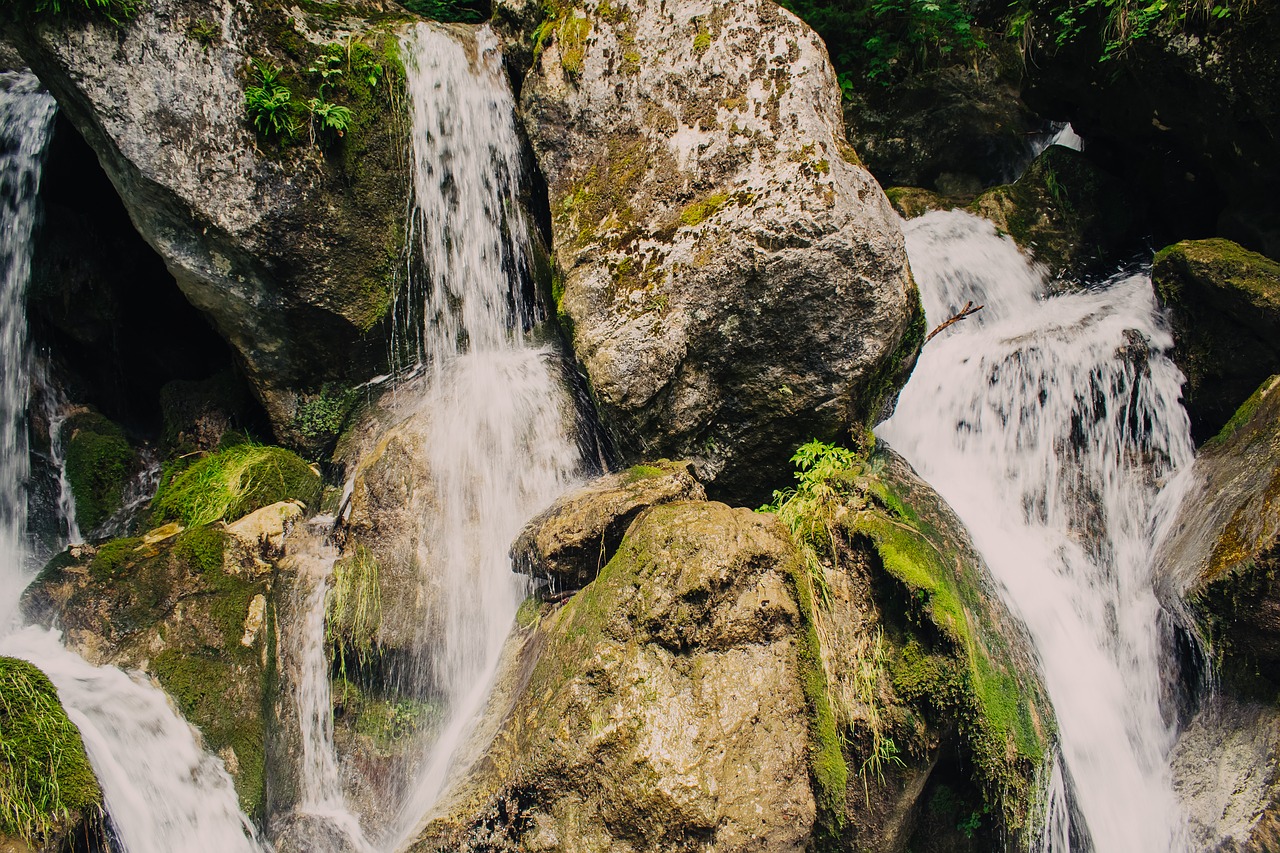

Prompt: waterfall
[
  {"left": 363, "top": 24, "right": 582, "bottom": 848},
  {"left": 0, "top": 71, "right": 267, "bottom": 853},
  {"left": 878, "top": 210, "right": 1195, "bottom": 853}
]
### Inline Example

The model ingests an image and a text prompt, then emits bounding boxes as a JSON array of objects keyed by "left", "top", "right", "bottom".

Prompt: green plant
[
  {"left": 307, "top": 98, "right": 354, "bottom": 138},
  {"left": 187, "top": 18, "right": 220, "bottom": 49},
  {"left": 0, "top": 658, "right": 100, "bottom": 843},
  {"left": 401, "top": 0, "right": 485, "bottom": 22},
  {"left": 244, "top": 60, "right": 299, "bottom": 140},
  {"left": 151, "top": 444, "right": 321, "bottom": 527},
  {"left": 327, "top": 544, "right": 382, "bottom": 669},
  {"left": 16, "top": 0, "right": 141, "bottom": 25}
]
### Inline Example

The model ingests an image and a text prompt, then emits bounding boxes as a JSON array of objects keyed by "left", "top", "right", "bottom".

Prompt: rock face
[
  {"left": 409, "top": 446, "right": 1052, "bottom": 852},
  {"left": 9, "top": 0, "right": 413, "bottom": 450},
  {"left": 843, "top": 41, "right": 1046, "bottom": 196},
  {"left": 22, "top": 520, "right": 285, "bottom": 817},
  {"left": 412, "top": 500, "right": 818, "bottom": 852},
  {"left": 1155, "top": 374, "right": 1280, "bottom": 688},
  {"left": 514, "top": 0, "right": 921, "bottom": 502},
  {"left": 1020, "top": 2, "right": 1280, "bottom": 259},
  {"left": 510, "top": 459, "right": 706, "bottom": 591},
  {"left": 1153, "top": 239, "right": 1280, "bottom": 442},
  {"left": 968, "top": 143, "right": 1144, "bottom": 279}
]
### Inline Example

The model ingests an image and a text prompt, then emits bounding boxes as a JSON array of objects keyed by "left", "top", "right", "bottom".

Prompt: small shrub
[
  {"left": 14, "top": 0, "right": 141, "bottom": 25},
  {"left": 400, "top": 0, "right": 486, "bottom": 23},
  {"left": 151, "top": 444, "right": 321, "bottom": 527},
  {"left": 244, "top": 60, "right": 299, "bottom": 141}
]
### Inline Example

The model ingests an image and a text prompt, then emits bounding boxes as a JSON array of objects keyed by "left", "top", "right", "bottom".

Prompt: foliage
[
  {"left": 400, "top": 0, "right": 486, "bottom": 22},
  {"left": 292, "top": 382, "right": 357, "bottom": 448},
  {"left": 1032, "top": 0, "right": 1254, "bottom": 62},
  {"left": 151, "top": 444, "right": 321, "bottom": 527},
  {"left": 327, "top": 544, "right": 382, "bottom": 670},
  {"left": 186, "top": 18, "right": 220, "bottom": 49},
  {"left": 13, "top": 0, "right": 141, "bottom": 25},
  {"left": 244, "top": 60, "right": 300, "bottom": 141},
  {"left": 62, "top": 412, "right": 137, "bottom": 534},
  {"left": 307, "top": 98, "right": 354, "bottom": 137},
  {"left": 0, "top": 658, "right": 100, "bottom": 844},
  {"left": 778, "top": 0, "right": 983, "bottom": 84}
]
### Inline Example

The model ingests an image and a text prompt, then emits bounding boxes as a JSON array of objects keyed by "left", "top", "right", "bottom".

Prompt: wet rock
[
  {"left": 412, "top": 501, "right": 816, "bottom": 852},
  {"left": 21, "top": 525, "right": 283, "bottom": 817},
  {"left": 511, "top": 0, "right": 921, "bottom": 503},
  {"left": 1155, "top": 374, "right": 1280, "bottom": 691},
  {"left": 60, "top": 409, "right": 139, "bottom": 535},
  {"left": 1153, "top": 239, "right": 1280, "bottom": 442},
  {"left": 510, "top": 459, "right": 706, "bottom": 591},
  {"left": 9, "top": 0, "right": 414, "bottom": 451},
  {"left": 968, "top": 144, "right": 1144, "bottom": 279},
  {"left": 885, "top": 186, "right": 953, "bottom": 220}
]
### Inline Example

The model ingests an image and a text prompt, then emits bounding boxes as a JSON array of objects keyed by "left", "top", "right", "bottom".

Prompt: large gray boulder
[
  {"left": 10, "top": 0, "right": 413, "bottom": 450},
  {"left": 513, "top": 0, "right": 921, "bottom": 502}
]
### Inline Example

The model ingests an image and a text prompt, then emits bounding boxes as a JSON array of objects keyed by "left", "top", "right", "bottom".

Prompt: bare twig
[{"left": 924, "top": 301, "right": 984, "bottom": 344}]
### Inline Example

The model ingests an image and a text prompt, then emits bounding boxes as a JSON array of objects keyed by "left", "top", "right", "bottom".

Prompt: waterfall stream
[
  {"left": 0, "top": 71, "right": 266, "bottom": 853},
  {"left": 878, "top": 210, "right": 1196, "bottom": 852}
]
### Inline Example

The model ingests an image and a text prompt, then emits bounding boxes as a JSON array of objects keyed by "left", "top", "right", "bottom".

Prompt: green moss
[
  {"left": 0, "top": 657, "right": 100, "bottom": 844},
  {"left": 152, "top": 444, "right": 321, "bottom": 527},
  {"left": 292, "top": 383, "right": 358, "bottom": 451},
  {"left": 89, "top": 537, "right": 143, "bottom": 582},
  {"left": 622, "top": 463, "right": 665, "bottom": 483},
  {"left": 679, "top": 191, "right": 731, "bottom": 228},
  {"left": 151, "top": 650, "right": 265, "bottom": 817},
  {"left": 851, "top": 282, "right": 926, "bottom": 432},
  {"left": 63, "top": 412, "right": 138, "bottom": 533},
  {"left": 693, "top": 28, "right": 712, "bottom": 53},
  {"left": 328, "top": 544, "right": 382, "bottom": 666},
  {"left": 1207, "top": 376, "right": 1279, "bottom": 447}
]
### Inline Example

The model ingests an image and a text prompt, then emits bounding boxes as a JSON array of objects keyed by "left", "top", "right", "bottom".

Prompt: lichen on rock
[{"left": 510, "top": 0, "right": 920, "bottom": 503}]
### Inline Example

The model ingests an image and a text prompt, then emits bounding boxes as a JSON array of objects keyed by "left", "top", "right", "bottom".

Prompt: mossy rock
[
  {"left": 61, "top": 411, "right": 138, "bottom": 534},
  {"left": 20, "top": 527, "right": 274, "bottom": 817},
  {"left": 152, "top": 444, "right": 321, "bottom": 528},
  {"left": 0, "top": 657, "right": 101, "bottom": 848},
  {"left": 969, "top": 145, "right": 1143, "bottom": 280},
  {"left": 1153, "top": 238, "right": 1280, "bottom": 443},
  {"left": 158, "top": 371, "right": 260, "bottom": 454},
  {"left": 885, "top": 186, "right": 953, "bottom": 219}
]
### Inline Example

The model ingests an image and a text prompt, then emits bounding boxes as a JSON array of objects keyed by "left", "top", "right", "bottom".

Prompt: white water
[
  {"left": 0, "top": 72, "right": 267, "bottom": 853},
  {"left": 879, "top": 210, "right": 1195, "bottom": 853}
]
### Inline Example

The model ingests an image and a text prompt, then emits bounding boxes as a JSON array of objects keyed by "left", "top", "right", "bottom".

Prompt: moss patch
[
  {"left": 0, "top": 658, "right": 100, "bottom": 845},
  {"left": 152, "top": 444, "right": 320, "bottom": 527},
  {"left": 62, "top": 411, "right": 138, "bottom": 533}
]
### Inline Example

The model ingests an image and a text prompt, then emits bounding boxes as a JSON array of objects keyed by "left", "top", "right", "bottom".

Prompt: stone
[
  {"left": 1153, "top": 239, "right": 1280, "bottom": 442},
  {"left": 510, "top": 459, "right": 706, "bottom": 591},
  {"left": 226, "top": 500, "right": 305, "bottom": 555},
  {"left": 512, "top": 0, "right": 921, "bottom": 503},
  {"left": 9, "top": 0, "right": 415, "bottom": 451}
]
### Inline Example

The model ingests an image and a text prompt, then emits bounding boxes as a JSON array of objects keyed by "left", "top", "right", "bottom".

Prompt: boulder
[
  {"left": 1153, "top": 239, "right": 1280, "bottom": 442},
  {"left": 411, "top": 501, "right": 817, "bottom": 852},
  {"left": 21, "top": 524, "right": 283, "bottom": 817},
  {"left": 8, "top": 0, "right": 415, "bottom": 451},
  {"left": 968, "top": 143, "right": 1144, "bottom": 279},
  {"left": 510, "top": 459, "right": 706, "bottom": 591},
  {"left": 513, "top": 0, "right": 921, "bottom": 502},
  {"left": 1154, "top": 374, "right": 1280, "bottom": 690}
]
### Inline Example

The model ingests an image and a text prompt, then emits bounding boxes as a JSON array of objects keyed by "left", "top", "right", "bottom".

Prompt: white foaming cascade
[
  {"left": 379, "top": 24, "right": 582, "bottom": 849},
  {"left": 0, "top": 72, "right": 266, "bottom": 853},
  {"left": 878, "top": 210, "right": 1195, "bottom": 853}
]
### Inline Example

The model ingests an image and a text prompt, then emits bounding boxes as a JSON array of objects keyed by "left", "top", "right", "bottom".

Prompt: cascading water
[
  {"left": 384, "top": 26, "right": 582, "bottom": 846},
  {"left": 0, "top": 72, "right": 266, "bottom": 853},
  {"left": 878, "top": 210, "right": 1196, "bottom": 852}
]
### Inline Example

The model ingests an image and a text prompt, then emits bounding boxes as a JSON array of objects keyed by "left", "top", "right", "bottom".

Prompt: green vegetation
[
  {"left": 187, "top": 18, "right": 220, "bottom": 49},
  {"left": 9, "top": 0, "right": 141, "bottom": 25},
  {"left": 1207, "top": 376, "right": 1278, "bottom": 447},
  {"left": 0, "top": 658, "right": 100, "bottom": 845},
  {"left": 327, "top": 544, "right": 382, "bottom": 670},
  {"left": 679, "top": 191, "right": 731, "bottom": 228},
  {"left": 151, "top": 444, "right": 321, "bottom": 527},
  {"left": 62, "top": 412, "right": 138, "bottom": 534},
  {"left": 1035, "top": 0, "right": 1253, "bottom": 61},
  {"left": 244, "top": 60, "right": 300, "bottom": 141},
  {"left": 533, "top": 2, "right": 593, "bottom": 75},
  {"left": 292, "top": 382, "right": 358, "bottom": 449},
  {"left": 400, "top": 0, "right": 485, "bottom": 22},
  {"left": 778, "top": 0, "right": 984, "bottom": 84}
]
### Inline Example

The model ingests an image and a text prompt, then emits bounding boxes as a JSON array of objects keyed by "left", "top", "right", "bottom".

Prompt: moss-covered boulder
[
  {"left": 152, "top": 444, "right": 321, "bottom": 528},
  {"left": 1153, "top": 239, "right": 1280, "bottom": 443},
  {"left": 0, "top": 657, "right": 103, "bottom": 853},
  {"left": 60, "top": 410, "right": 138, "bottom": 534},
  {"left": 885, "top": 186, "right": 953, "bottom": 220},
  {"left": 968, "top": 144, "right": 1143, "bottom": 279},
  {"left": 21, "top": 525, "right": 280, "bottom": 818},
  {"left": 510, "top": 459, "right": 706, "bottom": 591},
  {"left": 508, "top": 0, "right": 919, "bottom": 503},
  {"left": 8, "top": 0, "right": 414, "bottom": 452},
  {"left": 411, "top": 500, "right": 817, "bottom": 851}
]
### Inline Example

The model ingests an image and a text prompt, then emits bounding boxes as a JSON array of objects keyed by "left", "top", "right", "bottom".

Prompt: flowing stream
[
  {"left": 878, "top": 210, "right": 1195, "bottom": 852},
  {"left": 0, "top": 71, "right": 266, "bottom": 853}
]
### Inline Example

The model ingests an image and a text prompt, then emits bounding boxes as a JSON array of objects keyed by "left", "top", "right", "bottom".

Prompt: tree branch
[{"left": 924, "top": 301, "right": 984, "bottom": 344}]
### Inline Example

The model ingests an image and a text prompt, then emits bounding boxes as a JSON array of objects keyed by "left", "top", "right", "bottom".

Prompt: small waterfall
[
  {"left": 0, "top": 71, "right": 56, "bottom": 613},
  {"left": 377, "top": 26, "right": 582, "bottom": 847},
  {"left": 0, "top": 72, "right": 267, "bottom": 853},
  {"left": 879, "top": 210, "right": 1195, "bottom": 852}
]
